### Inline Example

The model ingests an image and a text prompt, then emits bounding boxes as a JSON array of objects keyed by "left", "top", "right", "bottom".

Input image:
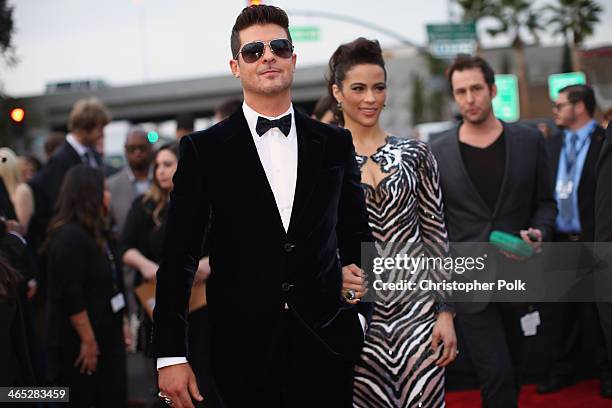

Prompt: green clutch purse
[{"left": 489, "top": 230, "right": 534, "bottom": 258}]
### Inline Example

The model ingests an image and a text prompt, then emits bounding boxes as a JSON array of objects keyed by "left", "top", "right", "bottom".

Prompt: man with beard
[{"left": 431, "top": 55, "right": 556, "bottom": 407}]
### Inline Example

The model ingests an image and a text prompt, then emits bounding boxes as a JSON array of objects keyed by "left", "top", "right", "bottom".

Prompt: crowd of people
[{"left": 1, "top": 4, "right": 612, "bottom": 408}]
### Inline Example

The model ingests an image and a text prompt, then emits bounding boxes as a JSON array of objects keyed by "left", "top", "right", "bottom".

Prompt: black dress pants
[
  {"left": 457, "top": 303, "right": 525, "bottom": 408},
  {"left": 215, "top": 309, "right": 354, "bottom": 408}
]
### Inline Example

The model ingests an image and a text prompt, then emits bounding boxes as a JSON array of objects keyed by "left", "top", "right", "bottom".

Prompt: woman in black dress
[
  {"left": 0, "top": 252, "right": 35, "bottom": 387},
  {"left": 121, "top": 142, "right": 217, "bottom": 404},
  {"left": 45, "top": 165, "right": 129, "bottom": 407}
]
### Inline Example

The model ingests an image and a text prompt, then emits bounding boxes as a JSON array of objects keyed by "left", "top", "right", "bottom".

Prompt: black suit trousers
[
  {"left": 215, "top": 309, "right": 354, "bottom": 408},
  {"left": 457, "top": 303, "right": 525, "bottom": 408}
]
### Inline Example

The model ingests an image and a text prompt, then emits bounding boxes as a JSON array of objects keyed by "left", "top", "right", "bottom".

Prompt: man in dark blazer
[
  {"left": 595, "top": 125, "right": 612, "bottom": 398},
  {"left": 153, "top": 5, "right": 372, "bottom": 408},
  {"left": 27, "top": 97, "right": 108, "bottom": 252},
  {"left": 537, "top": 84, "right": 609, "bottom": 395},
  {"left": 431, "top": 55, "right": 556, "bottom": 408}
]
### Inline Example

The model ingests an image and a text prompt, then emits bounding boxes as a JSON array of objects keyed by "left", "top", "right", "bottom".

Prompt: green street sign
[
  {"left": 427, "top": 23, "right": 477, "bottom": 58},
  {"left": 289, "top": 26, "right": 321, "bottom": 42},
  {"left": 548, "top": 72, "right": 586, "bottom": 101},
  {"left": 492, "top": 74, "right": 520, "bottom": 122},
  {"left": 426, "top": 23, "right": 477, "bottom": 40}
]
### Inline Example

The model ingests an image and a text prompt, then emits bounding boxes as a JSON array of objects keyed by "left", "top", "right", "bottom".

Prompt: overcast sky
[{"left": 1, "top": 0, "right": 611, "bottom": 97}]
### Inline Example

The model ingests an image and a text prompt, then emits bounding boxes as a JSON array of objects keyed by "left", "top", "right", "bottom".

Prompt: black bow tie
[{"left": 255, "top": 114, "right": 292, "bottom": 137}]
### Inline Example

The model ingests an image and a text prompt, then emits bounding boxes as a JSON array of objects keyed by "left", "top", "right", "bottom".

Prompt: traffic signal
[
  {"left": 10, "top": 108, "right": 25, "bottom": 123},
  {"left": 247, "top": 0, "right": 263, "bottom": 5}
]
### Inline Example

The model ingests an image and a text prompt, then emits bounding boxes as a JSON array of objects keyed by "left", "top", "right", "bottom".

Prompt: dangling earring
[
  {"left": 383, "top": 104, "right": 387, "bottom": 109},
  {"left": 337, "top": 102, "right": 343, "bottom": 112}
]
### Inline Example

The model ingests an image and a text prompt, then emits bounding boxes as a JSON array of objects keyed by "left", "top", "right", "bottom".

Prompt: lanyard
[
  {"left": 564, "top": 130, "right": 591, "bottom": 175},
  {"left": 104, "top": 242, "right": 119, "bottom": 292}
]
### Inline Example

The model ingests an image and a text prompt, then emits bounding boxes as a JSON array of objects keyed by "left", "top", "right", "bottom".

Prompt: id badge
[
  {"left": 111, "top": 292, "right": 126, "bottom": 313},
  {"left": 556, "top": 180, "right": 574, "bottom": 200}
]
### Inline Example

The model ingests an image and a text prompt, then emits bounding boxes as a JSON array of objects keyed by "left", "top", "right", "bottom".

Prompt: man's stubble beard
[
  {"left": 243, "top": 72, "right": 293, "bottom": 97},
  {"left": 463, "top": 104, "right": 494, "bottom": 126}
]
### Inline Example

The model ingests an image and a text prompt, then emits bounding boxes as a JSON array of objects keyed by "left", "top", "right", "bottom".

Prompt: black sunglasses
[
  {"left": 235, "top": 39, "right": 294, "bottom": 63},
  {"left": 125, "top": 144, "right": 150, "bottom": 154}
]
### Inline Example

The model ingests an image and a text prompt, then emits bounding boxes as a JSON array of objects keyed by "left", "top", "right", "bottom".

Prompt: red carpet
[{"left": 445, "top": 380, "right": 612, "bottom": 407}]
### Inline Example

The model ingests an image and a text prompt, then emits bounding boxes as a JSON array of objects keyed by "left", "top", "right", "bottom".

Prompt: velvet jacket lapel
[
  {"left": 227, "top": 108, "right": 325, "bottom": 240},
  {"left": 287, "top": 110, "right": 325, "bottom": 238}
]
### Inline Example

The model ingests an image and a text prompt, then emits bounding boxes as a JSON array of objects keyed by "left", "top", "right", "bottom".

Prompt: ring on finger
[
  {"left": 158, "top": 392, "right": 173, "bottom": 406},
  {"left": 344, "top": 288, "right": 356, "bottom": 301}
]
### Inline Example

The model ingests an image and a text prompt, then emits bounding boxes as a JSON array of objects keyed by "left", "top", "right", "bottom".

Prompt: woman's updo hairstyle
[{"left": 326, "top": 38, "right": 386, "bottom": 126}]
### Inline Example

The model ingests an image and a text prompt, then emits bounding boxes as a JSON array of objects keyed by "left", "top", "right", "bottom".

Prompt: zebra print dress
[{"left": 353, "top": 136, "right": 450, "bottom": 408}]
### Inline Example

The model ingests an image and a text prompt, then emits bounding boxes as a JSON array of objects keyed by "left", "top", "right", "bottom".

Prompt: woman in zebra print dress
[{"left": 327, "top": 38, "right": 457, "bottom": 407}]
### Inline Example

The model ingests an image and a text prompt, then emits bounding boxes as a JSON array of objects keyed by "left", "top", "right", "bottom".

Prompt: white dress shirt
[
  {"left": 157, "top": 102, "right": 364, "bottom": 370},
  {"left": 243, "top": 102, "right": 298, "bottom": 231},
  {"left": 66, "top": 133, "right": 98, "bottom": 168}
]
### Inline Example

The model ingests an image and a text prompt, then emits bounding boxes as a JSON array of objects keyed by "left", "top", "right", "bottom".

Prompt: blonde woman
[{"left": 0, "top": 148, "right": 34, "bottom": 231}]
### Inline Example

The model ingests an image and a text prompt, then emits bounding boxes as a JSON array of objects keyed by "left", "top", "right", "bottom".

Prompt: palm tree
[
  {"left": 545, "top": 0, "right": 603, "bottom": 72},
  {"left": 488, "top": 0, "right": 545, "bottom": 118},
  {"left": 0, "top": 0, "right": 16, "bottom": 66},
  {"left": 457, "top": 0, "right": 495, "bottom": 53}
]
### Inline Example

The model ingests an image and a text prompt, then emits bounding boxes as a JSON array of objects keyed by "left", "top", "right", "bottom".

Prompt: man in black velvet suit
[
  {"left": 153, "top": 5, "right": 372, "bottom": 408},
  {"left": 431, "top": 55, "right": 557, "bottom": 408}
]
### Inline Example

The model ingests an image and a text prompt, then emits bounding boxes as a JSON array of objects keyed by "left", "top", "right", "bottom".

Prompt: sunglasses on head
[{"left": 235, "top": 38, "right": 294, "bottom": 63}]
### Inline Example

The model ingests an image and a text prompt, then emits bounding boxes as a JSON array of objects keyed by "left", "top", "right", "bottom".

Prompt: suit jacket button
[
  {"left": 284, "top": 243, "right": 295, "bottom": 252},
  {"left": 281, "top": 282, "right": 293, "bottom": 292}
]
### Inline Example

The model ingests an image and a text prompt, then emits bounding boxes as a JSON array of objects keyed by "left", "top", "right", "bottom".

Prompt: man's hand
[
  {"left": 342, "top": 264, "right": 368, "bottom": 305},
  {"left": 501, "top": 228, "right": 543, "bottom": 261},
  {"left": 431, "top": 311, "right": 457, "bottom": 367},
  {"left": 520, "top": 227, "right": 543, "bottom": 253},
  {"left": 158, "top": 363, "right": 203, "bottom": 408}
]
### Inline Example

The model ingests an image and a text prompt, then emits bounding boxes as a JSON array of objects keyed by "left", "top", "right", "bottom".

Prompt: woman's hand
[
  {"left": 26, "top": 279, "right": 37, "bottom": 300},
  {"left": 123, "top": 317, "right": 134, "bottom": 352},
  {"left": 431, "top": 311, "right": 457, "bottom": 367},
  {"left": 141, "top": 259, "right": 159, "bottom": 281},
  {"left": 341, "top": 264, "right": 368, "bottom": 305},
  {"left": 74, "top": 338, "right": 99, "bottom": 375},
  {"left": 194, "top": 257, "right": 211, "bottom": 284}
]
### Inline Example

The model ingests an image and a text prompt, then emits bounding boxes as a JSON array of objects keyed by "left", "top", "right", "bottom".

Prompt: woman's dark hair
[
  {"left": 143, "top": 142, "right": 180, "bottom": 227},
  {"left": 0, "top": 220, "right": 21, "bottom": 301},
  {"left": 0, "top": 255, "right": 21, "bottom": 301},
  {"left": 326, "top": 38, "right": 386, "bottom": 126},
  {"left": 21, "top": 154, "right": 42, "bottom": 173},
  {"left": 46, "top": 165, "right": 107, "bottom": 250},
  {"left": 312, "top": 94, "right": 337, "bottom": 124},
  {"left": 231, "top": 5, "right": 292, "bottom": 59}
]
